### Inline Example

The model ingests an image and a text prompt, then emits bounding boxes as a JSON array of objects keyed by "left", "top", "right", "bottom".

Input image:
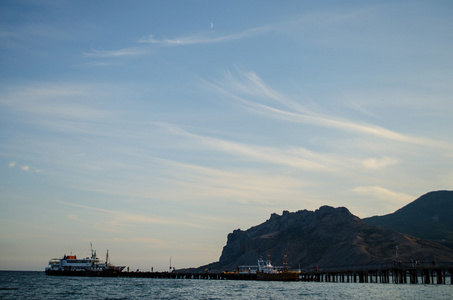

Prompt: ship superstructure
[{"left": 45, "top": 243, "right": 125, "bottom": 276}]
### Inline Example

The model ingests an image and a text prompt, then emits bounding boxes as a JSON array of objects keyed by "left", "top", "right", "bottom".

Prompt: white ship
[
  {"left": 238, "top": 257, "right": 282, "bottom": 274},
  {"left": 45, "top": 243, "right": 125, "bottom": 277},
  {"left": 238, "top": 251, "right": 299, "bottom": 281}
]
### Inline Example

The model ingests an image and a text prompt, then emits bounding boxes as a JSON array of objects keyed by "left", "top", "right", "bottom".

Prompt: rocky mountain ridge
[
  {"left": 364, "top": 190, "right": 453, "bottom": 248},
  {"left": 186, "top": 191, "right": 453, "bottom": 273}
]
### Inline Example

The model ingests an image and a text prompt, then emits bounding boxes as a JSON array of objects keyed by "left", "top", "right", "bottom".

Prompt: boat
[
  {"left": 256, "top": 268, "right": 300, "bottom": 281},
  {"left": 238, "top": 251, "right": 300, "bottom": 281},
  {"left": 45, "top": 243, "right": 125, "bottom": 277}
]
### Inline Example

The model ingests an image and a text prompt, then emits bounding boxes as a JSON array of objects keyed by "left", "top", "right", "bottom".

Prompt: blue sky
[{"left": 1, "top": 0, "right": 452, "bottom": 271}]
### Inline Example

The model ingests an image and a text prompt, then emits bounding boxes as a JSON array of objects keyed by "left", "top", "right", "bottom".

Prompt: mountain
[
  {"left": 190, "top": 204, "right": 453, "bottom": 273},
  {"left": 363, "top": 190, "right": 453, "bottom": 249}
]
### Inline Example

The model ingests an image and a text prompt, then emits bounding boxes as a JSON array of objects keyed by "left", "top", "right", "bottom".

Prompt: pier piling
[{"left": 117, "top": 262, "right": 453, "bottom": 284}]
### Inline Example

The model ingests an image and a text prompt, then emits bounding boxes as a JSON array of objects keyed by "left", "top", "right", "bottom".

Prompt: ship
[
  {"left": 238, "top": 251, "right": 300, "bottom": 281},
  {"left": 45, "top": 243, "right": 125, "bottom": 277}
]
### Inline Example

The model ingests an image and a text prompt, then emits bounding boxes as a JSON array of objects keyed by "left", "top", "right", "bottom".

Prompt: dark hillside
[
  {"left": 187, "top": 204, "right": 453, "bottom": 273},
  {"left": 364, "top": 191, "right": 453, "bottom": 248}
]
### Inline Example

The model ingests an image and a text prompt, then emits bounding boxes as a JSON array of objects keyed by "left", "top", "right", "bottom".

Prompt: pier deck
[{"left": 118, "top": 262, "right": 453, "bottom": 284}]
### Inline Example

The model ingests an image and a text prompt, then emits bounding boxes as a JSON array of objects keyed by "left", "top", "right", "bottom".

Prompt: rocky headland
[{"left": 185, "top": 191, "right": 453, "bottom": 273}]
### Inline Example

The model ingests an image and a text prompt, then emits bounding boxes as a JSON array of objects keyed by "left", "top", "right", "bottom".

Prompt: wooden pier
[
  {"left": 297, "top": 263, "right": 453, "bottom": 284},
  {"left": 118, "top": 262, "right": 453, "bottom": 284},
  {"left": 119, "top": 271, "right": 257, "bottom": 280}
]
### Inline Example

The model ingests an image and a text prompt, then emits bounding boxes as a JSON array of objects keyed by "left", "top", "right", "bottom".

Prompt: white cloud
[
  {"left": 156, "top": 122, "right": 335, "bottom": 172},
  {"left": 7, "top": 161, "right": 40, "bottom": 173},
  {"left": 219, "top": 69, "right": 309, "bottom": 113},
  {"left": 83, "top": 47, "right": 146, "bottom": 58},
  {"left": 74, "top": 151, "right": 316, "bottom": 208},
  {"left": 210, "top": 69, "right": 453, "bottom": 150},
  {"left": 138, "top": 34, "right": 159, "bottom": 43},
  {"left": 118, "top": 237, "right": 173, "bottom": 249},
  {"left": 0, "top": 83, "right": 109, "bottom": 120},
  {"left": 363, "top": 156, "right": 398, "bottom": 169},
  {"left": 138, "top": 25, "right": 273, "bottom": 46},
  {"left": 59, "top": 201, "right": 204, "bottom": 229},
  {"left": 136, "top": 8, "right": 378, "bottom": 48},
  {"left": 352, "top": 186, "right": 414, "bottom": 207},
  {"left": 0, "top": 30, "right": 17, "bottom": 38},
  {"left": 137, "top": 9, "right": 371, "bottom": 47}
]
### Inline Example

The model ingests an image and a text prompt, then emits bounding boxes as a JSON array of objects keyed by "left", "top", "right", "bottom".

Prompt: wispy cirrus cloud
[
  {"left": 0, "top": 82, "right": 108, "bottom": 120},
  {"left": 362, "top": 156, "right": 398, "bottom": 169},
  {"left": 139, "top": 25, "right": 273, "bottom": 46},
  {"left": 137, "top": 9, "right": 369, "bottom": 47},
  {"left": 352, "top": 186, "right": 414, "bottom": 207},
  {"left": 216, "top": 69, "right": 310, "bottom": 113},
  {"left": 210, "top": 69, "right": 453, "bottom": 150},
  {"left": 59, "top": 201, "right": 203, "bottom": 228},
  {"left": 156, "top": 122, "right": 335, "bottom": 172},
  {"left": 8, "top": 161, "right": 41, "bottom": 173},
  {"left": 82, "top": 47, "right": 147, "bottom": 58},
  {"left": 0, "top": 30, "right": 17, "bottom": 38},
  {"left": 73, "top": 150, "right": 315, "bottom": 208}
]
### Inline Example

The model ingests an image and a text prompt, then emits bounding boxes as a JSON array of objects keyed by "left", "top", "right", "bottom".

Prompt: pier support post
[
  {"left": 423, "top": 269, "right": 430, "bottom": 284},
  {"left": 436, "top": 269, "right": 443, "bottom": 284}
]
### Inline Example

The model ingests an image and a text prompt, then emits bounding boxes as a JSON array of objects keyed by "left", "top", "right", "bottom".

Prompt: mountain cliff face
[
  {"left": 363, "top": 190, "right": 453, "bottom": 248},
  {"left": 196, "top": 203, "right": 453, "bottom": 273}
]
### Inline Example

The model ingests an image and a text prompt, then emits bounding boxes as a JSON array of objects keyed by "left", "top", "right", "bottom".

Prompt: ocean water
[{"left": 0, "top": 271, "right": 452, "bottom": 299}]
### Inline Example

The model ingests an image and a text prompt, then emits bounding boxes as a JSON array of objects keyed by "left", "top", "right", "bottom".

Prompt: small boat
[
  {"left": 256, "top": 268, "right": 300, "bottom": 281},
  {"left": 45, "top": 243, "right": 125, "bottom": 277},
  {"left": 240, "top": 251, "right": 300, "bottom": 281}
]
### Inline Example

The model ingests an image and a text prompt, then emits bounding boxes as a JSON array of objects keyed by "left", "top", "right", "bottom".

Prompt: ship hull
[
  {"left": 256, "top": 272, "right": 300, "bottom": 281},
  {"left": 45, "top": 269, "right": 121, "bottom": 277}
]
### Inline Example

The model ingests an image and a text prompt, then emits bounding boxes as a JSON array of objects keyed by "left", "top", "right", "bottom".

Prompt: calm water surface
[{"left": 0, "top": 271, "right": 452, "bottom": 299}]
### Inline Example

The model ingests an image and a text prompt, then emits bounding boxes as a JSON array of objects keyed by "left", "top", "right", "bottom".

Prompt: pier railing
[
  {"left": 301, "top": 261, "right": 453, "bottom": 273},
  {"left": 118, "top": 261, "right": 453, "bottom": 284},
  {"left": 296, "top": 261, "right": 453, "bottom": 284}
]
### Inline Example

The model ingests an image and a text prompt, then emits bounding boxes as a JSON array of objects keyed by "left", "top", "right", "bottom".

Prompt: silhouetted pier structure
[
  {"left": 298, "top": 262, "right": 453, "bottom": 284},
  {"left": 118, "top": 262, "right": 453, "bottom": 284},
  {"left": 119, "top": 271, "right": 257, "bottom": 280}
]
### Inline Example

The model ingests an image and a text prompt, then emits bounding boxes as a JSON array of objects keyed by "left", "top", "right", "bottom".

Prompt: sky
[{"left": 1, "top": 0, "right": 452, "bottom": 271}]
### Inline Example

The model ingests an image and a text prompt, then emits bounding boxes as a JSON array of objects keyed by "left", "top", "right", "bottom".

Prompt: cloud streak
[
  {"left": 59, "top": 201, "right": 204, "bottom": 228},
  {"left": 136, "top": 9, "right": 371, "bottom": 47},
  {"left": 82, "top": 47, "right": 147, "bottom": 58},
  {"left": 8, "top": 161, "right": 41, "bottom": 173},
  {"left": 139, "top": 25, "right": 273, "bottom": 46},
  {"left": 0, "top": 83, "right": 110, "bottom": 122},
  {"left": 210, "top": 69, "right": 453, "bottom": 150},
  {"left": 363, "top": 156, "right": 398, "bottom": 169},
  {"left": 352, "top": 186, "right": 414, "bottom": 206},
  {"left": 156, "top": 122, "right": 335, "bottom": 172}
]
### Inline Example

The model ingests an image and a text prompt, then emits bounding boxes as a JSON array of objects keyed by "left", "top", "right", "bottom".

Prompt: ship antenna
[{"left": 90, "top": 242, "right": 94, "bottom": 258}]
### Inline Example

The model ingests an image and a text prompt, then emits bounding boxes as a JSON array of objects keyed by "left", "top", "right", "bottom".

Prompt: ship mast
[{"left": 283, "top": 251, "right": 288, "bottom": 272}]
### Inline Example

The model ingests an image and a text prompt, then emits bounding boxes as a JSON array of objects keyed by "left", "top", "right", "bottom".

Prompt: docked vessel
[
  {"left": 45, "top": 243, "right": 125, "bottom": 277},
  {"left": 256, "top": 267, "right": 300, "bottom": 281},
  {"left": 239, "top": 252, "right": 300, "bottom": 281}
]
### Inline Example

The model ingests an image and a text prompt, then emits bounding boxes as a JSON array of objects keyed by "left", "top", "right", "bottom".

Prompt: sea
[{"left": 0, "top": 271, "right": 452, "bottom": 299}]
